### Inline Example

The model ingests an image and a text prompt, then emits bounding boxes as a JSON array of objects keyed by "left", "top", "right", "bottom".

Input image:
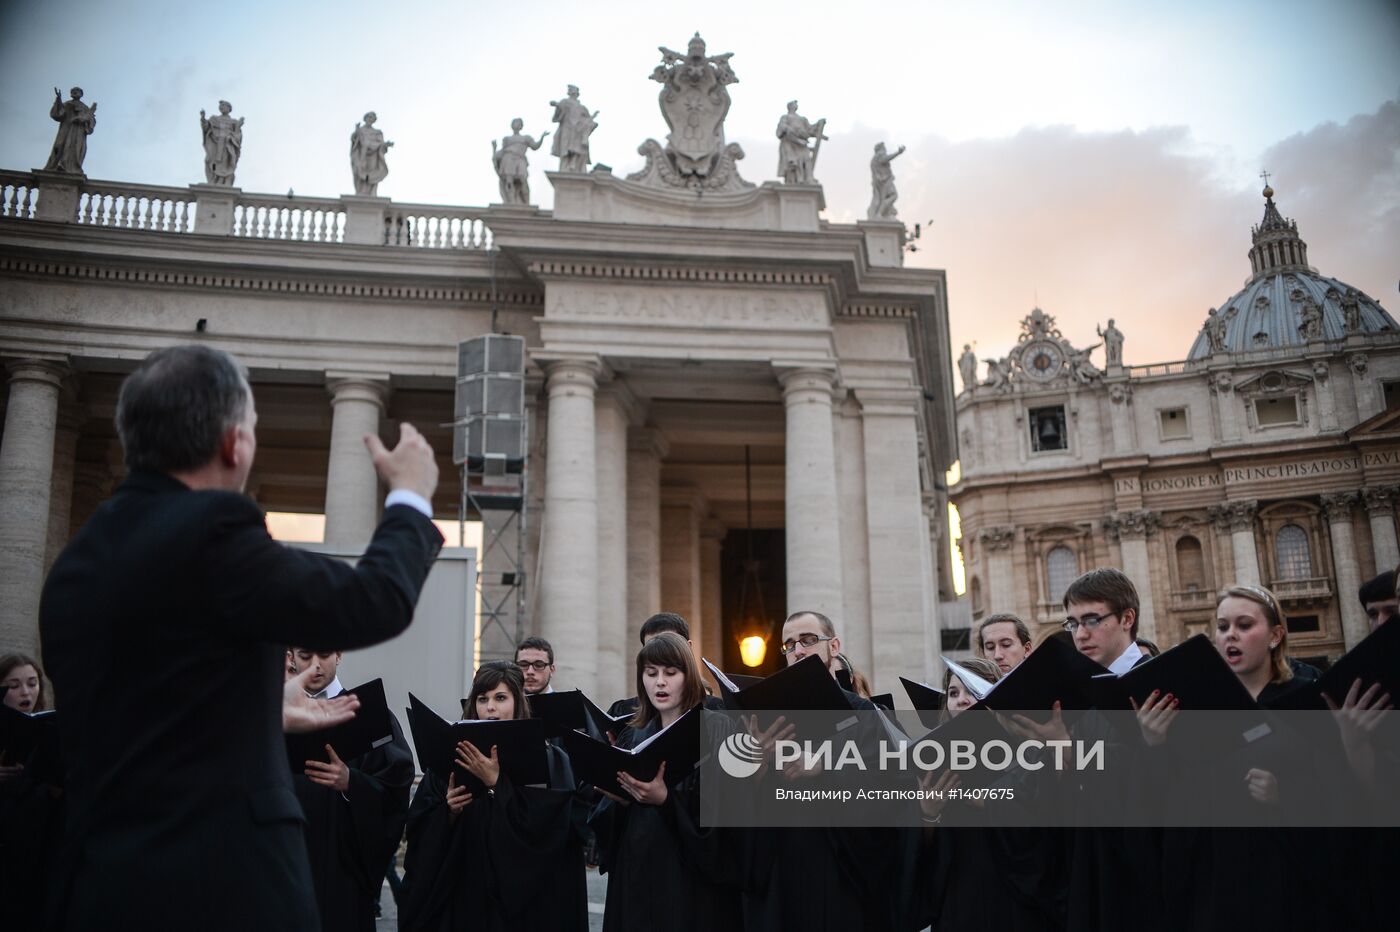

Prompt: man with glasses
[
  {"left": 1062, "top": 568, "right": 1144, "bottom": 674},
  {"left": 780, "top": 610, "right": 842, "bottom": 672},
  {"left": 515, "top": 637, "right": 556, "bottom": 696}
]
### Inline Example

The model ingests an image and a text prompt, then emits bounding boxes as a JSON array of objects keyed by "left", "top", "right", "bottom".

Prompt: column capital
[
  {"left": 5, "top": 357, "right": 70, "bottom": 389},
  {"left": 596, "top": 377, "right": 645, "bottom": 425},
  {"left": 325, "top": 373, "right": 390, "bottom": 411},
  {"left": 1320, "top": 490, "right": 1359, "bottom": 522},
  {"left": 976, "top": 525, "right": 1016, "bottom": 551},
  {"left": 775, "top": 363, "right": 839, "bottom": 402},
  {"left": 627, "top": 425, "right": 669, "bottom": 460},
  {"left": 539, "top": 355, "right": 602, "bottom": 395},
  {"left": 1105, "top": 508, "right": 1160, "bottom": 540},
  {"left": 1362, "top": 485, "right": 1398, "bottom": 515},
  {"left": 1210, "top": 499, "right": 1258, "bottom": 532}
]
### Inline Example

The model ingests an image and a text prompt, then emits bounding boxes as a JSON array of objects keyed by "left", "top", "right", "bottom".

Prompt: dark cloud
[{"left": 807, "top": 99, "right": 1398, "bottom": 368}]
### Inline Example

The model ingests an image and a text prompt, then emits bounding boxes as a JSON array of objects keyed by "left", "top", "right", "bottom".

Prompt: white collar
[
  {"left": 308, "top": 676, "right": 344, "bottom": 700},
  {"left": 1107, "top": 642, "right": 1144, "bottom": 677}
]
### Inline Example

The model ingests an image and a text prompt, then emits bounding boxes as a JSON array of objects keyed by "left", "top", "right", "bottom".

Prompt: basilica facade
[{"left": 951, "top": 186, "right": 1400, "bottom": 665}]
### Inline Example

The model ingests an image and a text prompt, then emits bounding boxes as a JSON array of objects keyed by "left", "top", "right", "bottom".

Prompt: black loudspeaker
[{"left": 454, "top": 334, "right": 526, "bottom": 468}]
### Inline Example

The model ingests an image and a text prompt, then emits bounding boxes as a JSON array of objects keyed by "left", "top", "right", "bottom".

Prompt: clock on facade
[{"left": 1021, "top": 340, "right": 1063, "bottom": 380}]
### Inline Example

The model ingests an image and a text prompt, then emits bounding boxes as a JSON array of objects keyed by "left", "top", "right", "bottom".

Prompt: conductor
[{"left": 39, "top": 344, "right": 444, "bottom": 931}]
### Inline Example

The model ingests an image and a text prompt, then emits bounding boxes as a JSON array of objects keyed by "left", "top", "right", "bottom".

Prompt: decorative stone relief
[
  {"left": 983, "top": 357, "right": 1013, "bottom": 392},
  {"left": 1319, "top": 491, "right": 1358, "bottom": 523},
  {"left": 1312, "top": 360, "right": 1329, "bottom": 382},
  {"left": 1208, "top": 371, "right": 1234, "bottom": 395},
  {"left": 1108, "top": 382, "right": 1132, "bottom": 405},
  {"left": 628, "top": 34, "right": 752, "bottom": 193},
  {"left": 1103, "top": 509, "right": 1160, "bottom": 541},
  {"left": 1362, "top": 486, "right": 1397, "bottom": 516},
  {"left": 977, "top": 525, "right": 1016, "bottom": 551},
  {"left": 1349, "top": 353, "right": 1369, "bottom": 377},
  {"left": 200, "top": 101, "right": 243, "bottom": 186},
  {"left": 1297, "top": 295, "right": 1323, "bottom": 341},
  {"left": 1214, "top": 499, "right": 1258, "bottom": 532}
]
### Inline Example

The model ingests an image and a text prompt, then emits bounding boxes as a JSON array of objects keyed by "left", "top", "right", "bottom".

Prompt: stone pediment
[
  {"left": 1232, "top": 368, "right": 1313, "bottom": 397},
  {"left": 1348, "top": 405, "right": 1400, "bottom": 439}
]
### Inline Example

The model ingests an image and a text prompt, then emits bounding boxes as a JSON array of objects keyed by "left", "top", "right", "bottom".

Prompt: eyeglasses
[
  {"left": 1062, "top": 611, "right": 1119, "bottom": 634},
  {"left": 780, "top": 634, "right": 834, "bottom": 655},
  {"left": 516, "top": 660, "right": 552, "bottom": 672}
]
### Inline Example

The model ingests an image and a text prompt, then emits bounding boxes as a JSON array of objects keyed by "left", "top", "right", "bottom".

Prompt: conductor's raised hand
[
  {"left": 283, "top": 665, "right": 360, "bottom": 733},
  {"left": 365, "top": 422, "right": 438, "bottom": 502}
]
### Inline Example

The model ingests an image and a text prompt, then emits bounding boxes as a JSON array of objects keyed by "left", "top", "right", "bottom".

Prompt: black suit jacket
[{"left": 39, "top": 469, "right": 443, "bottom": 932}]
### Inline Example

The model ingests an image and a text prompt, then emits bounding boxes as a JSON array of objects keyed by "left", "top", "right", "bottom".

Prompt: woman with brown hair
[
  {"left": 591, "top": 632, "right": 743, "bottom": 931},
  {"left": 1, "top": 653, "right": 62, "bottom": 930},
  {"left": 399, "top": 661, "right": 587, "bottom": 931}
]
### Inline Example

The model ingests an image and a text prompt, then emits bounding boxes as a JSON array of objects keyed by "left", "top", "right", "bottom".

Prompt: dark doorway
[{"left": 719, "top": 528, "right": 787, "bottom": 677}]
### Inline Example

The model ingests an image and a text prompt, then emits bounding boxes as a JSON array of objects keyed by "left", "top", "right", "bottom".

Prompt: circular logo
[{"left": 718, "top": 732, "right": 765, "bottom": 779}]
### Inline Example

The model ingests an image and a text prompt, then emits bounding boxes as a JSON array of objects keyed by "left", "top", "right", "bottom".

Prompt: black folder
[
  {"left": 285, "top": 678, "right": 394, "bottom": 768},
  {"left": 979, "top": 636, "right": 1106, "bottom": 719},
  {"left": 1111, "top": 634, "right": 1259, "bottom": 711},
  {"left": 561, "top": 707, "right": 705, "bottom": 799},
  {"left": 703, "top": 655, "right": 854, "bottom": 713},
  {"left": 900, "top": 676, "right": 947, "bottom": 712},
  {"left": 1317, "top": 615, "right": 1400, "bottom": 705},
  {"left": 406, "top": 693, "right": 553, "bottom": 793},
  {"left": 912, "top": 706, "right": 1008, "bottom": 789},
  {"left": 529, "top": 689, "right": 631, "bottom": 742},
  {"left": 870, "top": 692, "right": 895, "bottom": 711},
  {"left": 0, "top": 705, "right": 59, "bottom": 781}
]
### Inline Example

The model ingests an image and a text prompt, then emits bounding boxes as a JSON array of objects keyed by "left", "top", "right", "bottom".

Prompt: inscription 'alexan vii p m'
[{"left": 549, "top": 287, "right": 827, "bottom": 327}]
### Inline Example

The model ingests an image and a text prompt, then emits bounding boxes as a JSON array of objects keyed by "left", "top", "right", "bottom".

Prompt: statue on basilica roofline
[
  {"left": 1297, "top": 295, "right": 1324, "bottom": 341},
  {"left": 45, "top": 86, "right": 97, "bottom": 174},
  {"left": 1097, "top": 319, "right": 1124, "bottom": 367},
  {"left": 867, "top": 142, "right": 905, "bottom": 220},
  {"left": 1341, "top": 287, "right": 1362, "bottom": 333},
  {"left": 1067, "top": 343, "right": 1103, "bottom": 384},
  {"left": 199, "top": 101, "right": 243, "bottom": 187},
  {"left": 350, "top": 112, "right": 393, "bottom": 196},
  {"left": 775, "top": 101, "right": 826, "bottom": 185},
  {"left": 1204, "top": 306, "right": 1236, "bottom": 354},
  {"left": 958, "top": 344, "right": 978, "bottom": 393},
  {"left": 492, "top": 118, "right": 549, "bottom": 205},
  {"left": 550, "top": 85, "right": 598, "bottom": 173},
  {"left": 984, "top": 356, "right": 1013, "bottom": 392}
]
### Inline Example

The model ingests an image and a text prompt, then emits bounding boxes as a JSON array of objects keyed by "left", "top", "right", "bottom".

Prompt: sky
[{"left": 2, "top": 0, "right": 1397, "bottom": 371}]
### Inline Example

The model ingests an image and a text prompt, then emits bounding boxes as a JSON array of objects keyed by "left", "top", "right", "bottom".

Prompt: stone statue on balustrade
[
  {"left": 1097, "top": 319, "right": 1124, "bottom": 367},
  {"left": 45, "top": 86, "right": 97, "bottom": 174},
  {"left": 866, "top": 141, "right": 905, "bottom": 220},
  {"left": 199, "top": 101, "right": 244, "bottom": 187},
  {"left": 958, "top": 344, "right": 978, "bottom": 392},
  {"left": 775, "top": 101, "right": 825, "bottom": 185},
  {"left": 350, "top": 112, "right": 393, "bottom": 196},
  {"left": 628, "top": 33, "right": 752, "bottom": 193},
  {"left": 550, "top": 86, "right": 598, "bottom": 173},
  {"left": 492, "top": 118, "right": 549, "bottom": 205}
]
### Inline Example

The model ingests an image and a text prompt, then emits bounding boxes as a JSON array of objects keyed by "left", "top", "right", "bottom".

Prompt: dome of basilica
[{"left": 1187, "top": 187, "right": 1395, "bottom": 360}]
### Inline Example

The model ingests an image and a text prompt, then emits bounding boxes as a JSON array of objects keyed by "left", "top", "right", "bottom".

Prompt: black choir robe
[
  {"left": 398, "top": 744, "right": 587, "bottom": 932},
  {"left": 589, "top": 716, "right": 746, "bottom": 932},
  {"left": 0, "top": 758, "right": 65, "bottom": 929},
  {"left": 292, "top": 710, "right": 414, "bottom": 932},
  {"left": 739, "top": 691, "right": 921, "bottom": 932}
]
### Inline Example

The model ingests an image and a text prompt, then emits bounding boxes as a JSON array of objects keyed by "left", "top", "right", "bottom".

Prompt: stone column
[
  {"left": 594, "top": 382, "right": 635, "bottom": 703},
  {"left": 69, "top": 460, "right": 116, "bottom": 540},
  {"left": 660, "top": 486, "right": 704, "bottom": 628},
  {"left": 323, "top": 375, "right": 390, "bottom": 551},
  {"left": 1108, "top": 509, "right": 1161, "bottom": 642},
  {"left": 1363, "top": 486, "right": 1400, "bottom": 576},
  {"left": 778, "top": 366, "right": 845, "bottom": 618},
  {"left": 978, "top": 526, "right": 1017, "bottom": 614},
  {"left": 1225, "top": 500, "right": 1261, "bottom": 587},
  {"left": 45, "top": 400, "right": 84, "bottom": 572},
  {"left": 834, "top": 399, "right": 873, "bottom": 674},
  {"left": 626, "top": 427, "right": 667, "bottom": 648},
  {"left": 1321, "top": 492, "right": 1368, "bottom": 650},
  {"left": 0, "top": 359, "right": 67, "bottom": 655},
  {"left": 858, "top": 388, "right": 932, "bottom": 692},
  {"left": 699, "top": 519, "right": 726, "bottom": 668},
  {"left": 539, "top": 358, "right": 601, "bottom": 696}
]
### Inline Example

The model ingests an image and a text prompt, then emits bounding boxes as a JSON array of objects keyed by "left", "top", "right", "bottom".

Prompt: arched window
[
  {"left": 1046, "top": 546, "right": 1078, "bottom": 602},
  {"left": 1175, "top": 535, "right": 1205, "bottom": 591},
  {"left": 1275, "top": 524, "right": 1311, "bottom": 580}
]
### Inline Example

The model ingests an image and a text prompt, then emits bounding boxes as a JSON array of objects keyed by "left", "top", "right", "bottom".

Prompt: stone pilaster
[
  {"left": 594, "top": 380, "right": 636, "bottom": 702},
  {"left": 323, "top": 375, "right": 390, "bottom": 551},
  {"left": 660, "top": 485, "right": 704, "bottom": 630},
  {"left": 1219, "top": 500, "right": 1260, "bottom": 587},
  {"left": 1105, "top": 509, "right": 1160, "bottom": 641},
  {"left": 0, "top": 359, "right": 68, "bottom": 655},
  {"left": 699, "top": 519, "right": 726, "bottom": 670},
  {"left": 1321, "top": 492, "right": 1368, "bottom": 650},
  {"left": 777, "top": 365, "right": 845, "bottom": 619},
  {"left": 539, "top": 357, "right": 602, "bottom": 696},
  {"left": 978, "top": 525, "right": 1017, "bottom": 615},
  {"left": 1362, "top": 486, "right": 1399, "bottom": 576},
  {"left": 625, "top": 427, "right": 667, "bottom": 650}
]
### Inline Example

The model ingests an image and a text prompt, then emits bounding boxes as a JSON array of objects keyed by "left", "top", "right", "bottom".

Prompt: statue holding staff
[
  {"left": 45, "top": 86, "right": 97, "bottom": 174},
  {"left": 775, "top": 101, "right": 826, "bottom": 184},
  {"left": 550, "top": 85, "right": 598, "bottom": 173},
  {"left": 350, "top": 111, "right": 393, "bottom": 196},
  {"left": 199, "top": 100, "right": 244, "bottom": 186}
]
